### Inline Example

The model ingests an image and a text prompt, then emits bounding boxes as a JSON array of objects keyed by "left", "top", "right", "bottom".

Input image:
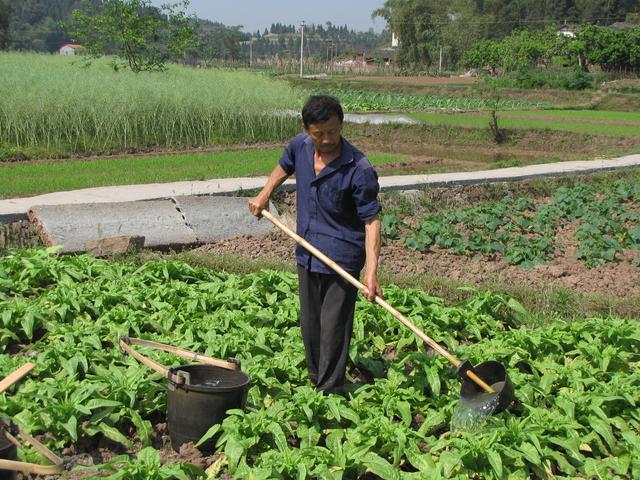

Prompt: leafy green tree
[
  {"left": 578, "top": 24, "right": 640, "bottom": 72},
  {"left": 463, "top": 40, "right": 503, "bottom": 74},
  {"left": 222, "top": 26, "right": 242, "bottom": 61},
  {"left": 69, "top": 0, "right": 198, "bottom": 72},
  {"left": 373, "top": 0, "right": 438, "bottom": 68}
]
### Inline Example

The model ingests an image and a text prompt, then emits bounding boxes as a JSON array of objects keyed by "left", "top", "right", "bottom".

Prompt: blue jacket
[{"left": 279, "top": 133, "right": 381, "bottom": 274}]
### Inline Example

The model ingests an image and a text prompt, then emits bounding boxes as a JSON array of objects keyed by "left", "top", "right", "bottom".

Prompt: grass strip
[
  {"left": 0, "top": 150, "right": 411, "bottom": 198},
  {"left": 408, "top": 111, "right": 640, "bottom": 136}
]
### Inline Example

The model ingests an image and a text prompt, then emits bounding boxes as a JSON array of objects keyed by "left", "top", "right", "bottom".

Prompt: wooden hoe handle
[{"left": 261, "top": 210, "right": 495, "bottom": 394}]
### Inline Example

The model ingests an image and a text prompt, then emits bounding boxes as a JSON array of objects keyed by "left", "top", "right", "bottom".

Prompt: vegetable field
[
  {"left": 311, "top": 88, "right": 550, "bottom": 113},
  {"left": 1, "top": 250, "right": 639, "bottom": 479},
  {"left": 383, "top": 179, "right": 640, "bottom": 269}
]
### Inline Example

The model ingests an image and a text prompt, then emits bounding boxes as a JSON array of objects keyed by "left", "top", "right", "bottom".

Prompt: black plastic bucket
[
  {"left": 0, "top": 432, "right": 17, "bottom": 480},
  {"left": 459, "top": 360, "right": 514, "bottom": 414},
  {"left": 167, "top": 364, "right": 250, "bottom": 455}
]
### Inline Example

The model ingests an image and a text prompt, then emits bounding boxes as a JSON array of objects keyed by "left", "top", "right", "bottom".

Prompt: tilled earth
[{"left": 194, "top": 227, "right": 640, "bottom": 299}]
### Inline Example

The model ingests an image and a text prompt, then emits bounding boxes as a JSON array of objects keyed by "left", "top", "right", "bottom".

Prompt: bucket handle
[
  {"left": 0, "top": 419, "right": 63, "bottom": 475},
  {"left": 119, "top": 337, "right": 240, "bottom": 385}
]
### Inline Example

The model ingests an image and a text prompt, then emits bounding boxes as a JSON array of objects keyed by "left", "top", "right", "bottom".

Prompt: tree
[
  {"left": 68, "top": 0, "right": 197, "bottom": 73},
  {"left": 0, "top": 0, "right": 12, "bottom": 49},
  {"left": 373, "top": 0, "right": 439, "bottom": 68},
  {"left": 222, "top": 27, "right": 241, "bottom": 61}
]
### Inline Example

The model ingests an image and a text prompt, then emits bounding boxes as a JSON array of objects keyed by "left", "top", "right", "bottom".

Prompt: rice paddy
[
  {"left": 0, "top": 150, "right": 410, "bottom": 198},
  {"left": 408, "top": 110, "right": 640, "bottom": 137}
]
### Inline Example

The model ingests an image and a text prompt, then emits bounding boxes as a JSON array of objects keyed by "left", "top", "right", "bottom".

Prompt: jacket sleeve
[
  {"left": 278, "top": 139, "right": 297, "bottom": 175},
  {"left": 352, "top": 164, "right": 382, "bottom": 222}
]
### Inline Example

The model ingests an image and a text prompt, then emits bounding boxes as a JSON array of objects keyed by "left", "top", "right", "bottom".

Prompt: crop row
[
  {"left": 1, "top": 249, "right": 638, "bottom": 478},
  {"left": 383, "top": 180, "right": 640, "bottom": 268},
  {"left": 311, "top": 88, "right": 551, "bottom": 113}
]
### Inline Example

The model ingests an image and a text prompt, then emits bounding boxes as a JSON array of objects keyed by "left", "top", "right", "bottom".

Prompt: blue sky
[{"left": 152, "top": 0, "right": 387, "bottom": 33}]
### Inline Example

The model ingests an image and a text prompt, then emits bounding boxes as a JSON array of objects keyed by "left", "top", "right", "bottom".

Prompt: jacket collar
[{"left": 306, "top": 136, "right": 354, "bottom": 182}]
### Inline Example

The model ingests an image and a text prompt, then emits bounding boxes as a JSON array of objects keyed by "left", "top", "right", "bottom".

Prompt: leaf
[
  {"left": 224, "top": 436, "right": 244, "bottom": 470},
  {"left": 589, "top": 417, "right": 616, "bottom": 452},
  {"left": 518, "top": 441, "right": 541, "bottom": 466},
  {"left": 86, "top": 399, "right": 123, "bottom": 410},
  {"left": 438, "top": 451, "right": 462, "bottom": 478},
  {"left": 137, "top": 446, "right": 161, "bottom": 466},
  {"left": 487, "top": 449, "right": 503, "bottom": 478},
  {"left": 62, "top": 415, "right": 78, "bottom": 442},
  {"left": 326, "top": 397, "right": 342, "bottom": 421},
  {"left": 397, "top": 401, "right": 412, "bottom": 427},
  {"left": 99, "top": 423, "right": 132, "bottom": 449},
  {"left": 363, "top": 452, "right": 400, "bottom": 480},
  {"left": 424, "top": 367, "right": 441, "bottom": 397},
  {"left": 196, "top": 424, "right": 221, "bottom": 447},
  {"left": 130, "top": 410, "right": 152, "bottom": 447},
  {"left": 21, "top": 313, "right": 35, "bottom": 339},
  {"left": 405, "top": 444, "right": 436, "bottom": 473},
  {"left": 267, "top": 422, "right": 288, "bottom": 452},
  {"left": 205, "top": 454, "right": 228, "bottom": 479}
]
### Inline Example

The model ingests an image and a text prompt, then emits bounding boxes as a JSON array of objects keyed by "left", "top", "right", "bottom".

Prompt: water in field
[{"left": 450, "top": 384, "right": 502, "bottom": 432}]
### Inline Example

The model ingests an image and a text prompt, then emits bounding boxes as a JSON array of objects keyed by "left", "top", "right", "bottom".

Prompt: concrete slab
[
  {"left": 1, "top": 154, "right": 639, "bottom": 223},
  {"left": 172, "top": 196, "right": 278, "bottom": 243},
  {"left": 376, "top": 155, "right": 640, "bottom": 190},
  {"left": 0, "top": 178, "right": 296, "bottom": 222},
  {"left": 28, "top": 200, "right": 197, "bottom": 253}
]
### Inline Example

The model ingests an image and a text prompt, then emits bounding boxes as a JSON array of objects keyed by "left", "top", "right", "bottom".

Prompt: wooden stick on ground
[{"left": 0, "top": 363, "right": 35, "bottom": 395}]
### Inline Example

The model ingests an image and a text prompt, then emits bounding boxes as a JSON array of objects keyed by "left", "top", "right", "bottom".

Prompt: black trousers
[{"left": 297, "top": 265, "right": 359, "bottom": 394}]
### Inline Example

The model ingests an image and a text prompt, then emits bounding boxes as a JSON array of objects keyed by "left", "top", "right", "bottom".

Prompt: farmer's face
[{"left": 306, "top": 115, "right": 342, "bottom": 155}]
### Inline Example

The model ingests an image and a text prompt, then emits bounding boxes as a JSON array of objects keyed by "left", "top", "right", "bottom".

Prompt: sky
[{"left": 151, "top": 0, "right": 388, "bottom": 33}]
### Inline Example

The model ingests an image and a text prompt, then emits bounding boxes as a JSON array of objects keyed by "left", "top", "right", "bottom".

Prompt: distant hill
[
  {"left": 2, "top": 1, "right": 387, "bottom": 61},
  {"left": 5, "top": 0, "right": 102, "bottom": 52}
]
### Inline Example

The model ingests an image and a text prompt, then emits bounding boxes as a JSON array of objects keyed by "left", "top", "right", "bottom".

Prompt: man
[{"left": 248, "top": 95, "right": 382, "bottom": 395}]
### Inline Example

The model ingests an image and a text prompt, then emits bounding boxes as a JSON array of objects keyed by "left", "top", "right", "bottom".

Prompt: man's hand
[
  {"left": 248, "top": 194, "right": 269, "bottom": 218},
  {"left": 362, "top": 271, "right": 382, "bottom": 302},
  {"left": 363, "top": 216, "right": 382, "bottom": 302},
  {"left": 248, "top": 164, "right": 290, "bottom": 218}
]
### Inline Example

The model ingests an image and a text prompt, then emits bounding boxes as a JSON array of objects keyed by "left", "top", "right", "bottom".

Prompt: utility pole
[
  {"left": 299, "top": 20, "right": 305, "bottom": 78},
  {"left": 249, "top": 38, "right": 253, "bottom": 67},
  {"left": 439, "top": 46, "right": 443, "bottom": 74}
]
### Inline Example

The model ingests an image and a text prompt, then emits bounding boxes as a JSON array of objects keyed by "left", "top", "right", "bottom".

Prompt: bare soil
[
  {"left": 342, "top": 75, "right": 480, "bottom": 85},
  {"left": 193, "top": 187, "right": 640, "bottom": 300},
  {"left": 26, "top": 420, "right": 221, "bottom": 480},
  {"left": 193, "top": 228, "right": 639, "bottom": 299}
]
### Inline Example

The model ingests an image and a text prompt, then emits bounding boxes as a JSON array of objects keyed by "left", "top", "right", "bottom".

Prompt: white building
[{"left": 59, "top": 44, "right": 84, "bottom": 56}]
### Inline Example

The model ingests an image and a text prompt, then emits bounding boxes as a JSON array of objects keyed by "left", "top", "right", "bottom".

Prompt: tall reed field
[{"left": 0, "top": 53, "right": 301, "bottom": 156}]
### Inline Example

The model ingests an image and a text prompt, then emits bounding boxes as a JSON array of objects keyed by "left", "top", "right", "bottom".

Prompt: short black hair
[{"left": 302, "top": 95, "right": 344, "bottom": 127}]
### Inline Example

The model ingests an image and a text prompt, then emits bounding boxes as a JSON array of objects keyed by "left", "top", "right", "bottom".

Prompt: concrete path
[{"left": 1, "top": 154, "right": 639, "bottom": 223}]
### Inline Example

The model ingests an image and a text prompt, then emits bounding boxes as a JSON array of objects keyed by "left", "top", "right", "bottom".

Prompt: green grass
[
  {"left": 408, "top": 109, "right": 640, "bottom": 136},
  {"left": 0, "top": 150, "right": 410, "bottom": 198}
]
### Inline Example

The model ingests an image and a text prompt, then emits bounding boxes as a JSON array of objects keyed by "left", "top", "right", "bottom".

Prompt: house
[
  {"left": 556, "top": 24, "right": 575, "bottom": 37},
  {"left": 391, "top": 32, "right": 399, "bottom": 48},
  {"left": 59, "top": 44, "right": 84, "bottom": 56}
]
